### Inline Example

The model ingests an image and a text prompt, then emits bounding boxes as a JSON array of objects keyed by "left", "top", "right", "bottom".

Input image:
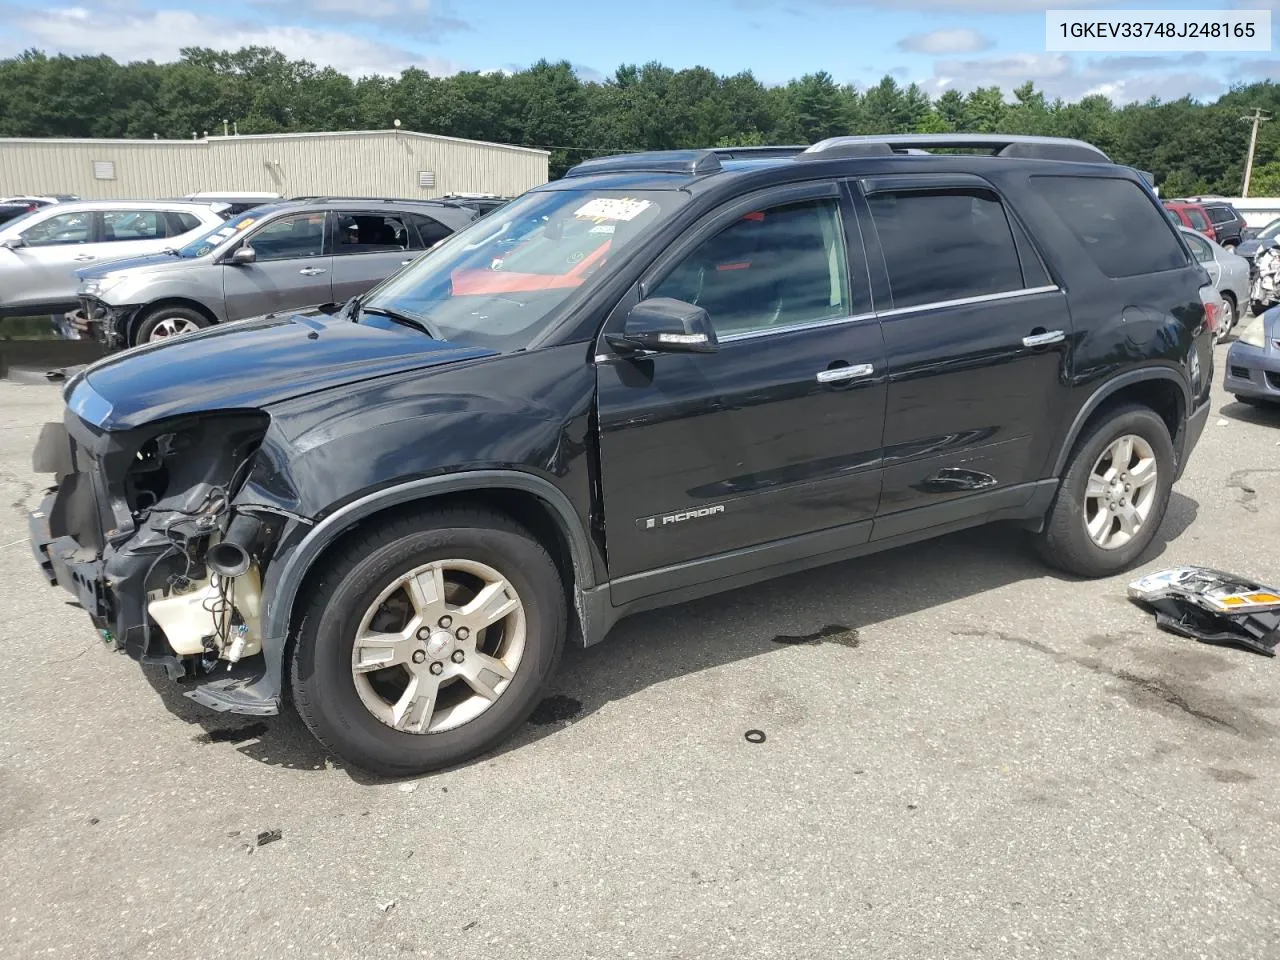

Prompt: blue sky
[{"left": 0, "top": 0, "right": 1276, "bottom": 102}]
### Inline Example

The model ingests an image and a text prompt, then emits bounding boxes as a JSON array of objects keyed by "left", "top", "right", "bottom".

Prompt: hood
[
  {"left": 70, "top": 312, "right": 496, "bottom": 431},
  {"left": 76, "top": 252, "right": 192, "bottom": 281}
]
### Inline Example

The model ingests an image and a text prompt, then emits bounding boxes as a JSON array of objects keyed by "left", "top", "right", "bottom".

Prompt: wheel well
[
  {"left": 1081, "top": 377, "right": 1184, "bottom": 452},
  {"left": 130, "top": 298, "right": 218, "bottom": 340},
  {"left": 287, "top": 487, "right": 582, "bottom": 644}
]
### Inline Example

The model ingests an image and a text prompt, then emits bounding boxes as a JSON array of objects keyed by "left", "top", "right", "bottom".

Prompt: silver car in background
[
  {"left": 1179, "top": 225, "right": 1250, "bottom": 342},
  {"left": 0, "top": 200, "right": 228, "bottom": 317},
  {"left": 75, "top": 198, "right": 482, "bottom": 348}
]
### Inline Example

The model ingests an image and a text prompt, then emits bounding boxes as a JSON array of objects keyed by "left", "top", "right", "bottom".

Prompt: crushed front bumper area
[
  {"left": 28, "top": 414, "right": 286, "bottom": 716},
  {"left": 71, "top": 297, "right": 138, "bottom": 351}
]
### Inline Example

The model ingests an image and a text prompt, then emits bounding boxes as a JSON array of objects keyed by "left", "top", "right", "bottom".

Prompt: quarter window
[
  {"left": 246, "top": 213, "right": 326, "bottom": 261},
  {"left": 20, "top": 212, "right": 91, "bottom": 246},
  {"left": 867, "top": 189, "right": 1024, "bottom": 309},
  {"left": 1035, "top": 176, "right": 1189, "bottom": 278},
  {"left": 649, "top": 198, "right": 851, "bottom": 337}
]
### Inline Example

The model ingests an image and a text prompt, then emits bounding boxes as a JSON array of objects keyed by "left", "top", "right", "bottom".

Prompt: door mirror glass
[
  {"left": 607, "top": 298, "right": 718, "bottom": 354},
  {"left": 230, "top": 245, "right": 257, "bottom": 265},
  {"left": 1, "top": 236, "right": 23, "bottom": 250}
]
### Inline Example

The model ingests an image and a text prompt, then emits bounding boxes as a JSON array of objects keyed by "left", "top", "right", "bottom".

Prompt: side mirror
[
  {"left": 1, "top": 237, "right": 25, "bottom": 250},
  {"left": 606, "top": 297, "right": 718, "bottom": 355},
  {"left": 229, "top": 245, "right": 256, "bottom": 265}
]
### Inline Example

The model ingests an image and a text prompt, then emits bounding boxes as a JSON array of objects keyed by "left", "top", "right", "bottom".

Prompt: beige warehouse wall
[{"left": 0, "top": 131, "right": 549, "bottom": 200}]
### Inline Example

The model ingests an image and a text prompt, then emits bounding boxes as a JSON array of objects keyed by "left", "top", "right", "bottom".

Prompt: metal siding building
[{"left": 0, "top": 130, "right": 549, "bottom": 200}]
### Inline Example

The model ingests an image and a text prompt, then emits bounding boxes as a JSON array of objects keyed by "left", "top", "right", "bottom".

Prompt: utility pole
[{"left": 1241, "top": 108, "right": 1270, "bottom": 198}]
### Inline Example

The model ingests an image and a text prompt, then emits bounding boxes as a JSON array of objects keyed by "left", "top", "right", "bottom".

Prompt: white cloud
[
  {"left": 923, "top": 52, "right": 1228, "bottom": 102},
  {"left": 0, "top": 7, "right": 462, "bottom": 76},
  {"left": 897, "top": 28, "right": 992, "bottom": 55}
]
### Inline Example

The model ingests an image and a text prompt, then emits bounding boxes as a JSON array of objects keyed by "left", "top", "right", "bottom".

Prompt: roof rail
[
  {"left": 563, "top": 149, "right": 724, "bottom": 179},
  {"left": 286, "top": 195, "right": 447, "bottom": 204},
  {"left": 802, "top": 134, "right": 1112, "bottom": 164},
  {"left": 708, "top": 145, "right": 807, "bottom": 160}
]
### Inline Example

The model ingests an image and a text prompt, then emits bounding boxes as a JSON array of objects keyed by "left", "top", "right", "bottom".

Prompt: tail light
[{"left": 1199, "top": 285, "right": 1219, "bottom": 333}]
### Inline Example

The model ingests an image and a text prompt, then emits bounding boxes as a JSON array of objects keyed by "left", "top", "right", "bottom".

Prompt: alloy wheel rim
[
  {"left": 1215, "top": 299, "right": 1236, "bottom": 342},
  {"left": 350, "top": 559, "right": 526, "bottom": 735},
  {"left": 1083, "top": 433, "right": 1159, "bottom": 550},
  {"left": 149, "top": 317, "right": 201, "bottom": 340}
]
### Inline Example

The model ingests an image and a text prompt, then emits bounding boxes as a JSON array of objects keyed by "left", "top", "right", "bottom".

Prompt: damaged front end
[{"left": 30, "top": 389, "right": 293, "bottom": 715}]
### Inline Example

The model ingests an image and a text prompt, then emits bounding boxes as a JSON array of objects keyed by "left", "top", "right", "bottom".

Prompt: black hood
[{"left": 69, "top": 312, "right": 496, "bottom": 431}]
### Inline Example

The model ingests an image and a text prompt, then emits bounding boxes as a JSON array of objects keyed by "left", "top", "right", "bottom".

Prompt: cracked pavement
[{"left": 1, "top": 348, "right": 1279, "bottom": 960}]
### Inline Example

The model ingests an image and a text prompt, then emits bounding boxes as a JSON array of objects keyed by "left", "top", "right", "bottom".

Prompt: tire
[
  {"left": 1223, "top": 242, "right": 1237, "bottom": 254},
  {"left": 1033, "top": 404, "right": 1175, "bottom": 578},
  {"left": 1216, "top": 294, "right": 1237, "bottom": 343},
  {"left": 290, "top": 508, "right": 566, "bottom": 777},
  {"left": 133, "top": 305, "right": 210, "bottom": 346}
]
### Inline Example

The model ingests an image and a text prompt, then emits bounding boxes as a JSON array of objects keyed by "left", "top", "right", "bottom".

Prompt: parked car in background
[
  {"left": 181, "top": 191, "right": 282, "bottom": 215},
  {"left": 75, "top": 198, "right": 483, "bottom": 347},
  {"left": 1178, "top": 226, "right": 1250, "bottom": 341},
  {"left": 0, "top": 200, "right": 230, "bottom": 318},
  {"left": 1225, "top": 309, "right": 1280, "bottom": 407},
  {"left": 0, "top": 194, "right": 79, "bottom": 227},
  {"left": 1164, "top": 199, "right": 1248, "bottom": 250},
  {"left": 438, "top": 193, "right": 512, "bottom": 217},
  {"left": 0, "top": 193, "right": 79, "bottom": 205}
]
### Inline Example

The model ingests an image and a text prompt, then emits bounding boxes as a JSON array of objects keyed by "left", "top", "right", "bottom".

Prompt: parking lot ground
[{"left": 2, "top": 349, "right": 1279, "bottom": 960}]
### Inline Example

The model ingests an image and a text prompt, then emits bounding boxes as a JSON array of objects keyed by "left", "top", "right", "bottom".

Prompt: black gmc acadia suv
[{"left": 29, "top": 135, "right": 1215, "bottom": 776}]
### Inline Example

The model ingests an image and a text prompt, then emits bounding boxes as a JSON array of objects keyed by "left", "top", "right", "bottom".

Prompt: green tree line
[{"left": 3, "top": 47, "right": 1280, "bottom": 194}]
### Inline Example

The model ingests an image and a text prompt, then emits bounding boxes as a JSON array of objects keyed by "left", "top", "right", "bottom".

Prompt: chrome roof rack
[{"left": 800, "top": 134, "right": 1112, "bottom": 164}]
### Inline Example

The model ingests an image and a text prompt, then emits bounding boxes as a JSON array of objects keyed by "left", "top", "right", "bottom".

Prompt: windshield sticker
[
  {"left": 574, "top": 197, "right": 652, "bottom": 223},
  {"left": 235, "top": 218, "right": 256, "bottom": 231}
]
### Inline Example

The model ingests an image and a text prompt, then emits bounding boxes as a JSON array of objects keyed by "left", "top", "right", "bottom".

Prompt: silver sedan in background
[{"left": 1180, "top": 225, "right": 1250, "bottom": 342}]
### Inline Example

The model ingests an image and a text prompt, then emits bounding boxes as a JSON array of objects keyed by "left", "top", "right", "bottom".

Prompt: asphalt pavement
[{"left": 1, "top": 346, "right": 1279, "bottom": 960}]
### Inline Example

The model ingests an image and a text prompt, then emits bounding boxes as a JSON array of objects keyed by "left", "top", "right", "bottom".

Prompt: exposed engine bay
[
  {"left": 1250, "top": 242, "right": 1280, "bottom": 311},
  {"left": 30, "top": 410, "right": 289, "bottom": 699}
]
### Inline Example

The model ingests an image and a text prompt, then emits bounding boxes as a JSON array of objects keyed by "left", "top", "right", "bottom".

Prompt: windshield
[
  {"left": 176, "top": 209, "right": 267, "bottom": 258},
  {"left": 362, "top": 188, "right": 679, "bottom": 351},
  {"left": 1260, "top": 218, "right": 1280, "bottom": 240}
]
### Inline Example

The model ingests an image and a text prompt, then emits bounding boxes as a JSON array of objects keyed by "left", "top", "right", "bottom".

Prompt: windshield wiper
[
  {"left": 162, "top": 247, "right": 179, "bottom": 256},
  {"left": 356, "top": 303, "right": 441, "bottom": 339}
]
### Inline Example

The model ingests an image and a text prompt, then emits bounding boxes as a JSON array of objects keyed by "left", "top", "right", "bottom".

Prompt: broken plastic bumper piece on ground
[{"left": 1128, "top": 566, "right": 1280, "bottom": 657}]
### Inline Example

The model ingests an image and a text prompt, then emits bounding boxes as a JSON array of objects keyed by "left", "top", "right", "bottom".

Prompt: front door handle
[
  {"left": 73, "top": 254, "right": 95, "bottom": 262},
  {"left": 298, "top": 267, "right": 327, "bottom": 276},
  {"left": 1022, "top": 329, "right": 1065, "bottom": 348},
  {"left": 816, "top": 363, "right": 874, "bottom": 384}
]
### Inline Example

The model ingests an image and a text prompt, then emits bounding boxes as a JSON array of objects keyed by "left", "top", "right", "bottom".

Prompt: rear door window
[
  {"left": 1184, "top": 232, "right": 1214, "bottom": 263},
  {"left": 101, "top": 210, "right": 166, "bottom": 241},
  {"left": 407, "top": 213, "right": 453, "bottom": 249},
  {"left": 866, "top": 188, "right": 1025, "bottom": 309},
  {"left": 1206, "top": 205, "right": 1235, "bottom": 225},
  {"left": 1034, "top": 176, "right": 1189, "bottom": 278},
  {"left": 334, "top": 212, "right": 411, "bottom": 255},
  {"left": 1185, "top": 207, "right": 1210, "bottom": 231}
]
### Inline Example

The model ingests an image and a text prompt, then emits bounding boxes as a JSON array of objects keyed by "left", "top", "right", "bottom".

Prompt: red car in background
[{"left": 1164, "top": 198, "right": 1248, "bottom": 250}]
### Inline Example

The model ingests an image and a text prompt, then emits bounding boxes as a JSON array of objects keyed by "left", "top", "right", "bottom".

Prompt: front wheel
[
  {"left": 291, "top": 508, "right": 567, "bottom": 777},
  {"left": 1033, "top": 404, "right": 1175, "bottom": 578},
  {"left": 134, "top": 305, "right": 210, "bottom": 345}
]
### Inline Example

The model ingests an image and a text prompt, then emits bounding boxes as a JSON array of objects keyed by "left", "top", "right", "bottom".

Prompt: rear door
[
  {"left": 221, "top": 211, "right": 331, "bottom": 320},
  {"left": 856, "top": 174, "right": 1075, "bottom": 536},
  {"left": 328, "top": 210, "right": 422, "bottom": 304},
  {"left": 595, "top": 181, "right": 887, "bottom": 596}
]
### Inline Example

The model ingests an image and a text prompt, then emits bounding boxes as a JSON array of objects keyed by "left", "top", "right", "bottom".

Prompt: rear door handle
[
  {"left": 1022, "top": 330, "right": 1064, "bottom": 348},
  {"left": 816, "top": 363, "right": 874, "bottom": 383},
  {"left": 299, "top": 267, "right": 327, "bottom": 276}
]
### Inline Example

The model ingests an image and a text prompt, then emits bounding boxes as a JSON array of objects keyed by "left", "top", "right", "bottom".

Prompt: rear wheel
[
  {"left": 290, "top": 508, "right": 566, "bottom": 777},
  {"left": 1216, "top": 293, "right": 1238, "bottom": 343},
  {"left": 1034, "top": 405, "right": 1175, "bottom": 578},
  {"left": 134, "top": 305, "right": 210, "bottom": 345}
]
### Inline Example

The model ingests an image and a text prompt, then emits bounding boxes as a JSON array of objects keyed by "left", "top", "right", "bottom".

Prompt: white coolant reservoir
[{"left": 147, "top": 566, "right": 264, "bottom": 660}]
